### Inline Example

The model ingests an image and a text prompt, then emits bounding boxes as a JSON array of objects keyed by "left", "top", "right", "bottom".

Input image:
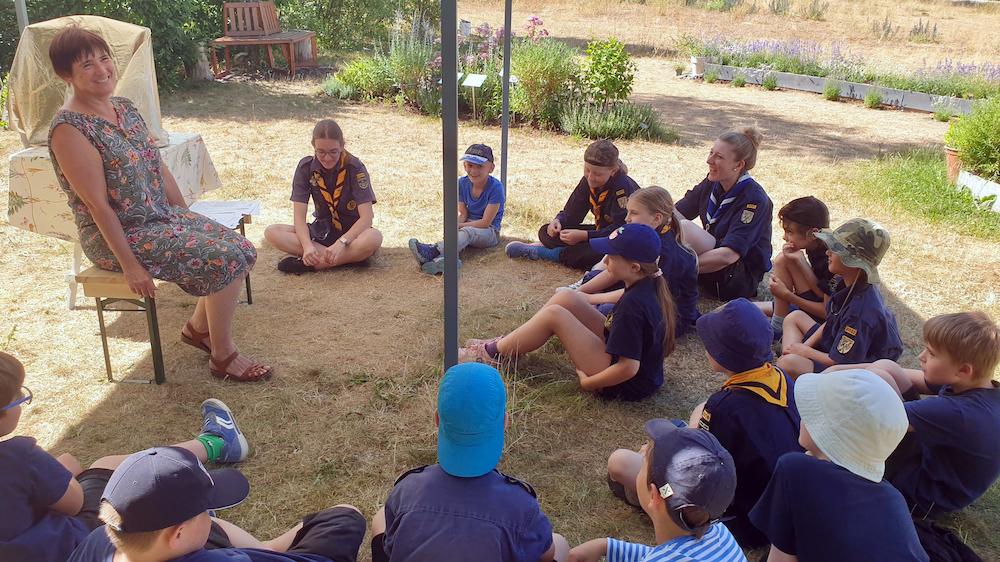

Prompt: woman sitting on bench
[{"left": 47, "top": 25, "right": 272, "bottom": 383}]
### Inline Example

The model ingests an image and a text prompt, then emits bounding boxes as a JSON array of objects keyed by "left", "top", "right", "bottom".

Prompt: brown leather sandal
[
  {"left": 210, "top": 351, "right": 273, "bottom": 382},
  {"left": 181, "top": 322, "right": 211, "bottom": 354}
]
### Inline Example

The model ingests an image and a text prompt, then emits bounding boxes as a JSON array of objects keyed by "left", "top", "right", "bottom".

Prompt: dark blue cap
[
  {"left": 101, "top": 446, "right": 250, "bottom": 533},
  {"left": 589, "top": 223, "right": 661, "bottom": 264},
  {"left": 460, "top": 143, "right": 494, "bottom": 164},
  {"left": 696, "top": 298, "right": 774, "bottom": 373}
]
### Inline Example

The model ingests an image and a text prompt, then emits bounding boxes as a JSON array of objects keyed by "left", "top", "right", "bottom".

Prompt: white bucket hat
[{"left": 794, "top": 369, "right": 908, "bottom": 482}]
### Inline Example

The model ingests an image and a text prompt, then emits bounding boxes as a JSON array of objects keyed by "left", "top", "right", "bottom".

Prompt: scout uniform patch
[
  {"left": 604, "top": 312, "right": 614, "bottom": 330},
  {"left": 357, "top": 172, "right": 369, "bottom": 190},
  {"left": 838, "top": 334, "right": 855, "bottom": 354},
  {"left": 604, "top": 214, "right": 612, "bottom": 224},
  {"left": 347, "top": 200, "right": 357, "bottom": 211},
  {"left": 617, "top": 196, "right": 628, "bottom": 209},
  {"left": 741, "top": 208, "right": 755, "bottom": 224},
  {"left": 698, "top": 409, "right": 711, "bottom": 431},
  {"left": 844, "top": 326, "right": 858, "bottom": 336}
]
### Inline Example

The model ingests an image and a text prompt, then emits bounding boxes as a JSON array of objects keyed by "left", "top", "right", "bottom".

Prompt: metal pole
[
  {"left": 14, "top": 0, "right": 29, "bottom": 33},
  {"left": 441, "top": 0, "right": 459, "bottom": 369},
  {"left": 500, "top": 0, "right": 512, "bottom": 196}
]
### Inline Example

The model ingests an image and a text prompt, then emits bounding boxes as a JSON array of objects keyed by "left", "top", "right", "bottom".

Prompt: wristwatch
[{"left": 339, "top": 236, "right": 350, "bottom": 245}]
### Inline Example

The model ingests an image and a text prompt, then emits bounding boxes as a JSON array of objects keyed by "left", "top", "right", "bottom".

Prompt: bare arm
[
  {"left": 339, "top": 201, "right": 375, "bottom": 244},
  {"left": 577, "top": 357, "right": 640, "bottom": 391},
  {"left": 577, "top": 269, "right": 617, "bottom": 295},
  {"left": 697, "top": 246, "right": 740, "bottom": 274},
  {"left": 459, "top": 202, "right": 500, "bottom": 229},
  {"left": 49, "top": 479, "right": 84, "bottom": 517},
  {"left": 50, "top": 123, "right": 156, "bottom": 297},
  {"left": 457, "top": 202, "right": 469, "bottom": 224},
  {"left": 768, "top": 545, "right": 798, "bottom": 562},
  {"left": 210, "top": 518, "right": 266, "bottom": 549},
  {"left": 161, "top": 165, "right": 188, "bottom": 209},
  {"left": 583, "top": 288, "right": 623, "bottom": 305},
  {"left": 567, "top": 538, "right": 607, "bottom": 562}
]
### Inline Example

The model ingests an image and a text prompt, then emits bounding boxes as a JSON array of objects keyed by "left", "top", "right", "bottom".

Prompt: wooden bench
[{"left": 211, "top": 1, "right": 318, "bottom": 77}]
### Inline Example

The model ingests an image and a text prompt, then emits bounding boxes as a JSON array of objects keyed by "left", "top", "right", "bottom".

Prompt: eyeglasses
[
  {"left": 315, "top": 149, "right": 341, "bottom": 160},
  {"left": 1, "top": 386, "right": 32, "bottom": 411}
]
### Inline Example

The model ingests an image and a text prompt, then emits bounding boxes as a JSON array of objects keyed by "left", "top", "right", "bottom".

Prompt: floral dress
[{"left": 48, "top": 97, "right": 255, "bottom": 297}]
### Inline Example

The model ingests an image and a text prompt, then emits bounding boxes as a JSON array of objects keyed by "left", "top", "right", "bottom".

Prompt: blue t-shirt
[
  {"left": 674, "top": 175, "right": 773, "bottom": 274},
  {"left": 698, "top": 369, "right": 802, "bottom": 548},
  {"left": 459, "top": 175, "right": 505, "bottom": 231},
  {"left": 818, "top": 281, "right": 903, "bottom": 364},
  {"left": 69, "top": 527, "right": 333, "bottom": 562},
  {"left": 658, "top": 229, "right": 699, "bottom": 336},
  {"left": 605, "top": 523, "right": 746, "bottom": 561},
  {"left": 382, "top": 464, "right": 553, "bottom": 562},
  {"left": 0, "top": 436, "right": 90, "bottom": 562},
  {"left": 887, "top": 382, "right": 1000, "bottom": 519},
  {"left": 602, "top": 277, "right": 667, "bottom": 401},
  {"left": 750, "top": 453, "right": 928, "bottom": 562}
]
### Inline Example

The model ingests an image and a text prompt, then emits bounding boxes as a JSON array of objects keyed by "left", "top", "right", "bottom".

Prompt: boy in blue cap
[
  {"left": 570, "top": 420, "right": 745, "bottom": 562},
  {"left": 68, "top": 446, "right": 366, "bottom": 562},
  {"left": 0, "top": 352, "right": 248, "bottom": 562},
  {"left": 371, "top": 363, "right": 567, "bottom": 561},
  {"left": 607, "top": 299, "right": 800, "bottom": 548},
  {"left": 409, "top": 143, "right": 506, "bottom": 275}
]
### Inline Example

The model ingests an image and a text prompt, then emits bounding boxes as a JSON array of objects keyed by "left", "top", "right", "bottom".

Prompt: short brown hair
[
  {"left": 312, "top": 119, "right": 344, "bottom": 143},
  {"left": 718, "top": 126, "right": 763, "bottom": 171},
  {"left": 100, "top": 502, "right": 164, "bottom": 554},
  {"left": 49, "top": 26, "right": 112, "bottom": 79},
  {"left": 923, "top": 311, "right": 1000, "bottom": 382},
  {"left": 0, "top": 352, "right": 26, "bottom": 418}
]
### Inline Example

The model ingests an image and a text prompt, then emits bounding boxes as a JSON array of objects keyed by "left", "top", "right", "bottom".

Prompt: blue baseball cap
[
  {"left": 589, "top": 223, "right": 661, "bottom": 264},
  {"left": 696, "top": 298, "right": 774, "bottom": 373},
  {"left": 437, "top": 363, "right": 507, "bottom": 477},
  {"left": 101, "top": 446, "right": 250, "bottom": 533},
  {"left": 460, "top": 143, "right": 494, "bottom": 165}
]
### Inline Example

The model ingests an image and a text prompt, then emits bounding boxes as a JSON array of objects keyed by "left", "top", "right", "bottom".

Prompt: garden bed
[
  {"left": 958, "top": 171, "right": 1000, "bottom": 213},
  {"left": 703, "top": 63, "right": 973, "bottom": 114}
]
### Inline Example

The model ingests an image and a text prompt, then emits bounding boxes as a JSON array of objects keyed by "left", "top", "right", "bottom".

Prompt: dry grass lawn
[{"left": 3, "top": 1, "right": 1000, "bottom": 560}]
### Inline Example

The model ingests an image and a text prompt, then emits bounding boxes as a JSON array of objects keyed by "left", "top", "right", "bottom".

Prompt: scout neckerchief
[
  {"left": 705, "top": 173, "right": 752, "bottom": 227},
  {"left": 722, "top": 363, "right": 788, "bottom": 407},
  {"left": 311, "top": 150, "right": 352, "bottom": 231},
  {"left": 590, "top": 183, "right": 610, "bottom": 227}
]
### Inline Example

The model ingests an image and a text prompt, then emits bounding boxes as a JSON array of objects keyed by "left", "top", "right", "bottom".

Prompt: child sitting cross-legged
[
  {"left": 68, "top": 446, "right": 366, "bottom": 562},
  {"left": 568, "top": 420, "right": 746, "bottom": 562},
  {"left": 749, "top": 369, "right": 928, "bottom": 561},
  {"left": 409, "top": 143, "right": 505, "bottom": 275},
  {"left": 829, "top": 310, "right": 1000, "bottom": 520},
  {"left": 0, "top": 352, "right": 248, "bottom": 562},
  {"left": 777, "top": 218, "right": 904, "bottom": 379},
  {"left": 460, "top": 223, "right": 676, "bottom": 401}
]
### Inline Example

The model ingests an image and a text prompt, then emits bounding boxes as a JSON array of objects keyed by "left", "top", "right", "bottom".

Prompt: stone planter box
[
  {"left": 957, "top": 171, "right": 1000, "bottom": 213},
  {"left": 703, "top": 63, "right": 973, "bottom": 114}
]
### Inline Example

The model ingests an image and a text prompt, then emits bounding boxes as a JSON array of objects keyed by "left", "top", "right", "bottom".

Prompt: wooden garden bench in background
[{"left": 211, "top": 0, "right": 317, "bottom": 77}]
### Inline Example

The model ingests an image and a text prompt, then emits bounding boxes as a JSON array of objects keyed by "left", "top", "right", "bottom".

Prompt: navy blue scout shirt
[
  {"left": 290, "top": 155, "right": 377, "bottom": 233},
  {"left": 699, "top": 367, "right": 802, "bottom": 548},
  {"left": 658, "top": 229, "right": 699, "bottom": 336},
  {"left": 818, "top": 280, "right": 903, "bottom": 364},
  {"left": 459, "top": 175, "right": 505, "bottom": 231},
  {"left": 554, "top": 173, "right": 640, "bottom": 239},
  {"left": 602, "top": 277, "right": 667, "bottom": 401},
  {"left": 382, "top": 464, "right": 553, "bottom": 562},
  {"left": 69, "top": 528, "right": 334, "bottom": 562},
  {"left": 0, "top": 436, "right": 90, "bottom": 562},
  {"left": 750, "top": 453, "right": 929, "bottom": 562},
  {"left": 675, "top": 175, "right": 773, "bottom": 274},
  {"left": 888, "top": 381, "right": 1000, "bottom": 519}
]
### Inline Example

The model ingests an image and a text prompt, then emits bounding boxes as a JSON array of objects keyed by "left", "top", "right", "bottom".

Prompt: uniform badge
[
  {"left": 604, "top": 312, "right": 613, "bottom": 330},
  {"left": 747, "top": 203, "right": 757, "bottom": 209},
  {"left": 741, "top": 209, "right": 754, "bottom": 224},
  {"left": 617, "top": 196, "right": 628, "bottom": 209},
  {"left": 347, "top": 200, "right": 357, "bottom": 211},
  {"left": 698, "top": 410, "right": 711, "bottom": 431},
  {"left": 845, "top": 326, "right": 858, "bottom": 336},
  {"left": 658, "top": 483, "right": 674, "bottom": 499},
  {"left": 357, "top": 173, "right": 369, "bottom": 190},
  {"left": 837, "top": 335, "right": 855, "bottom": 354}
]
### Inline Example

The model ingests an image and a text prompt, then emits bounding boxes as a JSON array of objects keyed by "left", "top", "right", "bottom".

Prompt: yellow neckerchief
[
  {"left": 721, "top": 363, "right": 788, "bottom": 407},
  {"left": 311, "top": 150, "right": 351, "bottom": 231},
  {"left": 659, "top": 223, "right": 670, "bottom": 235},
  {"left": 590, "top": 185, "right": 609, "bottom": 226}
]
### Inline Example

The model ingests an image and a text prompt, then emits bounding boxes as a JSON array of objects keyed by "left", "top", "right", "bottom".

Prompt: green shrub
[
  {"left": 732, "top": 73, "right": 746, "bottom": 87},
  {"left": 704, "top": 68, "right": 719, "bottom": 83},
  {"left": 768, "top": 0, "right": 790, "bottom": 15},
  {"left": 851, "top": 148, "right": 1000, "bottom": 238},
  {"left": 799, "top": 0, "right": 829, "bottom": 21},
  {"left": 909, "top": 18, "right": 938, "bottom": 43},
  {"left": 822, "top": 79, "right": 842, "bottom": 101},
  {"left": 321, "top": 75, "right": 358, "bottom": 100},
  {"left": 559, "top": 103, "right": 678, "bottom": 142},
  {"left": 933, "top": 99, "right": 958, "bottom": 122},
  {"left": 0, "top": 72, "right": 8, "bottom": 129},
  {"left": 762, "top": 73, "right": 778, "bottom": 90},
  {"left": 864, "top": 88, "right": 883, "bottom": 109},
  {"left": 388, "top": 22, "right": 435, "bottom": 105},
  {"left": 510, "top": 39, "right": 579, "bottom": 127},
  {"left": 870, "top": 15, "right": 899, "bottom": 41},
  {"left": 335, "top": 56, "right": 395, "bottom": 99},
  {"left": 581, "top": 37, "right": 636, "bottom": 109},
  {"left": 946, "top": 96, "right": 1000, "bottom": 182},
  {"left": 279, "top": 0, "right": 439, "bottom": 52}
]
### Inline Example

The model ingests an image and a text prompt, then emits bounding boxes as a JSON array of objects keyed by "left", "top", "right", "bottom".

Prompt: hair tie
[{"left": 652, "top": 269, "right": 663, "bottom": 278}]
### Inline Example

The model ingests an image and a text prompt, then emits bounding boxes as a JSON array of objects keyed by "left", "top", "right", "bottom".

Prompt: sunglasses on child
[{"left": 1, "top": 386, "right": 32, "bottom": 411}]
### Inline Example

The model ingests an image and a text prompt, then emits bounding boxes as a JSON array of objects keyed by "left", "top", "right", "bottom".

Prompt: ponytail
[{"left": 638, "top": 262, "right": 676, "bottom": 357}]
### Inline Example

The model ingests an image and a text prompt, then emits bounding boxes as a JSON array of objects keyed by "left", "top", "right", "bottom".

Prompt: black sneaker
[{"left": 277, "top": 256, "right": 315, "bottom": 275}]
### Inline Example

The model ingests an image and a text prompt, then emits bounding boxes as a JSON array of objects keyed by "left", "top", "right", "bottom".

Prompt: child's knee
[{"left": 607, "top": 449, "right": 639, "bottom": 481}]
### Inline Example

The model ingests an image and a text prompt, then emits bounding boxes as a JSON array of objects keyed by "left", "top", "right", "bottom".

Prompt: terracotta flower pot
[{"left": 945, "top": 146, "right": 962, "bottom": 184}]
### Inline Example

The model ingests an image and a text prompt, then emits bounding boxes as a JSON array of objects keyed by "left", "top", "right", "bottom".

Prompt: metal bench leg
[
  {"left": 144, "top": 297, "right": 166, "bottom": 385},
  {"left": 238, "top": 220, "right": 253, "bottom": 305},
  {"left": 96, "top": 297, "right": 115, "bottom": 382}
]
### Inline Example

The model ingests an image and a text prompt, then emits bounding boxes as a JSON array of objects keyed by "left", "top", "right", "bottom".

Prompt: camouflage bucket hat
[{"left": 814, "top": 218, "right": 890, "bottom": 284}]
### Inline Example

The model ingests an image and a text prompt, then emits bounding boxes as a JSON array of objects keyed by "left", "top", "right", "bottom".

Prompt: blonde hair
[
  {"left": 629, "top": 186, "right": 695, "bottom": 258},
  {"left": 100, "top": 502, "right": 164, "bottom": 554},
  {"left": 923, "top": 311, "right": 1000, "bottom": 382},
  {"left": 635, "top": 261, "right": 677, "bottom": 356},
  {"left": 718, "top": 126, "right": 763, "bottom": 171},
  {"left": 0, "top": 352, "right": 25, "bottom": 419}
]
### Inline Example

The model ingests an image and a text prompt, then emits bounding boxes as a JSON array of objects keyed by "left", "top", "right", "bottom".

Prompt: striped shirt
[{"left": 606, "top": 523, "right": 747, "bottom": 562}]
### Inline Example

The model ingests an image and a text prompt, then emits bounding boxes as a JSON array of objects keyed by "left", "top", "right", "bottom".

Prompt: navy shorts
[
  {"left": 76, "top": 468, "right": 114, "bottom": 531},
  {"left": 699, "top": 258, "right": 764, "bottom": 301}
]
